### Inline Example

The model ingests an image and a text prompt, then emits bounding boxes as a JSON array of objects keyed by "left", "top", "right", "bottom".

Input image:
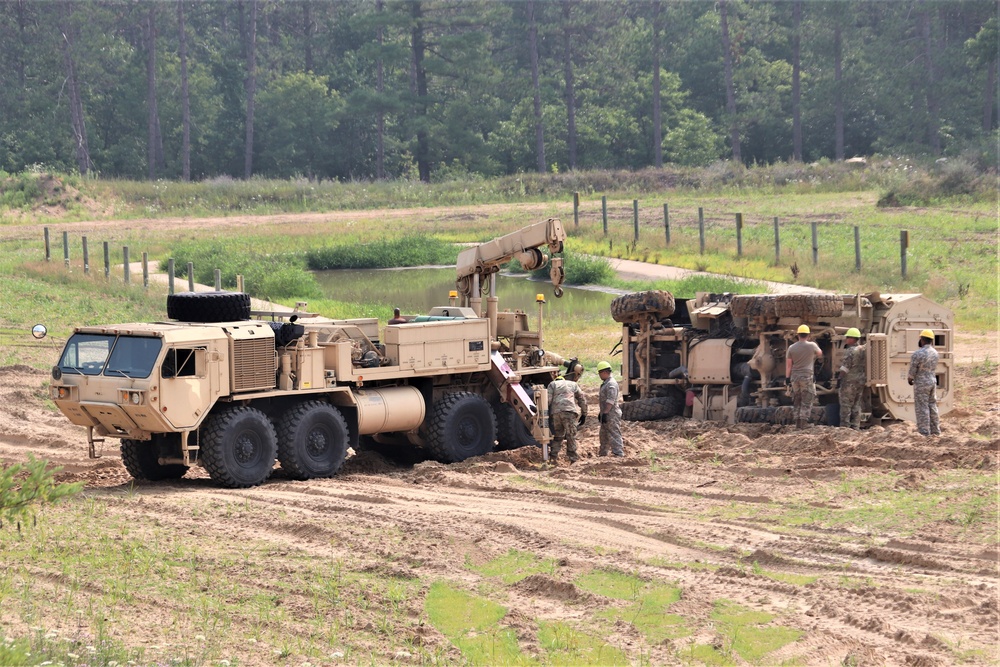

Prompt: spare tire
[
  {"left": 611, "top": 290, "right": 675, "bottom": 324},
  {"left": 621, "top": 391, "right": 684, "bottom": 422},
  {"left": 773, "top": 294, "right": 844, "bottom": 318},
  {"left": 735, "top": 406, "right": 778, "bottom": 424},
  {"left": 167, "top": 291, "right": 251, "bottom": 322},
  {"left": 729, "top": 295, "right": 776, "bottom": 319}
]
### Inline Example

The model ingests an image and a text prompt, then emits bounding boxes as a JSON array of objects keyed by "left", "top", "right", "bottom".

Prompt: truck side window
[{"left": 162, "top": 348, "right": 201, "bottom": 378}]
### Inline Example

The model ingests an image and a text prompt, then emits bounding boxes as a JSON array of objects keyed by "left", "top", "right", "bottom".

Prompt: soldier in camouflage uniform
[
  {"left": 596, "top": 361, "right": 624, "bottom": 457},
  {"left": 785, "top": 325, "right": 823, "bottom": 429},
  {"left": 547, "top": 374, "right": 587, "bottom": 463},
  {"left": 908, "top": 329, "right": 940, "bottom": 436},
  {"left": 837, "top": 328, "right": 867, "bottom": 429}
]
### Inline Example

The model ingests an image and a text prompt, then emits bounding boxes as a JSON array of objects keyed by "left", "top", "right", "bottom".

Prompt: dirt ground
[{"left": 0, "top": 330, "right": 996, "bottom": 666}]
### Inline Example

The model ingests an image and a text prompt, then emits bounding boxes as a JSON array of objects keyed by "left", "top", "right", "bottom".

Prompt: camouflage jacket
[
  {"left": 599, "top": 376, "right": 621, "bottom": 413},
  {"left": 548, "top": 379, "right": 587, "bottom": 417},
  {"left": 838, "top": 344, "right": 867, "bottom": 386},
  {"left": 908, "top": 345, "right": 939, "bottom": 384}
]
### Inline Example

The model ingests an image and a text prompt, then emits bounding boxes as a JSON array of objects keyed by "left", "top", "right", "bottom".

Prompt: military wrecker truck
[
  {"left": 610, "top": 290, "right": 953, "bottom": 427},
  {"left": 49, "top": 219, "right": 577, "bottom": 488}
]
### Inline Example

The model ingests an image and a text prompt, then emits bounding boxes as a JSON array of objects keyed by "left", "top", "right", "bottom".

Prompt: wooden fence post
[
  {"left": 735, "top": 212, "right": 743, "bottom": 258},
  {"left": 632, "top": 199, "right": 639, "bottom": 242},
  {"left": 142, "top": 252, "right": 149, "bottom": 289},
  {"left": 82, "top": 236, "right": 89, "bottom": 275},
  {"left": 214, "top": 268, "right": 222, "bottom": 290},
  {"left": 601, "top": 196, "right": 608, "bottom": 235},
  {"left": 123, "top": 246, "right": 130, "bottom": 284},
  {"left": 811, "top": 221, "right": 818, "bottom": 265},
  {"left": 237, "top": 274, "right": 245, "bottom": 293},
  {"left": 44, "top": 227, "right": 50, "bottom": 261},
  {"left": 63, "top": 231, "right": 69, "bottom": 268},
  {"left": 168, "top": 258, "right": 175, "bottom": 295},
  {"left": 187, "top": 262, "right": 195, "bottom": 292},
  {"left": 663, "top": 203, "right": 670, "bottom": 245},
  {"left": 573, "top": 192, "right": 579, "bottom": 228},
  {"left": 698, "top": 207, "right": 705, "bottom": 255},
  {"left": 854, "top": 226, "right": 861, "bottom": 272},
  {"left": 773, "top": 217, "right": 780, "bottom": 265},
  {"left": 900, "top": 230, "right": 909, "bottom": 278},
  {"left": 103, "top": 242, "right": 110, "bottom": 280}
]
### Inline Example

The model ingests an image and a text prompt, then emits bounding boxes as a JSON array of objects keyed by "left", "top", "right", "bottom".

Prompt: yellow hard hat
[
  {"left": 596, "top": 361, "right": 612, "bottom": 372},
  {"left": 845, "top": 327, "right": 861, "bottom": 339},
  {"left": 920, "top": 329, "right": 934, "bottom": 340},
  {"left": 797, "top": 324, "right": 810, "bottom": 334}
]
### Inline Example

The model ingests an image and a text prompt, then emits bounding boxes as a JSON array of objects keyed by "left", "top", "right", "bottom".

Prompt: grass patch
[
  {"left": 754, "top": 568, "right": 818, "bottom": 587},
  {"left": 468, "top": 549, "right": 556, "bottom": 585},
  {"left": 709, "top": 599, "right": 803, "bottom": 664},
  {"left": 537, "top": 620, "right": 629, "bottom": 666},
  {"left": 305, "top": 236, "right": 459, "bottom": 270},
  {"left": 576, "top": 570, "right": 689, "bottom": 643},
  {"left": 424, "top": 581, "right": 526, "bottom": 665},
  {"left": 0, "top": 629, "right": 150, "bottom": 667}
]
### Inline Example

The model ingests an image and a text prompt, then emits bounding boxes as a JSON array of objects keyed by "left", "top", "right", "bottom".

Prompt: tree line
[{"left": 0, "top": 1, "right": 995, "bottom": 182}]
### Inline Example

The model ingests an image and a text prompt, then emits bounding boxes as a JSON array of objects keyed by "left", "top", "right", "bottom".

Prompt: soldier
[
  {"left": 388, "top": 308, "right": 407, "bottom": 325},
  {"left": 837, "top": 327, "right": 866, "bottom": 429},
  {"left": 908, "top": 329, "right": 940, "bottom": 436},
  {"left": 785, "top": 324, "right": 823, "bottom": 429},
  {"left": 596, "top": 361, "right": 624, "bottom": 457},
  {"left": 547, "top": 373, "right": 587, "bottom": 463}
]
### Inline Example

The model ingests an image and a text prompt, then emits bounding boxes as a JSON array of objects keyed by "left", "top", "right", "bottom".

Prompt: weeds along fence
[
  {"left": 42, "top": 227, "right": 243, "bottom": 295},
  {"left": 572, "top": 192, "right": 932, "bottom": 279}
]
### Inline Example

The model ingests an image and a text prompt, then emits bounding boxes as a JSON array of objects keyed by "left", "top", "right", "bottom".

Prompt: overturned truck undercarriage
[{"left": 611, "top": 290, "right": 953, "bottom": 428}]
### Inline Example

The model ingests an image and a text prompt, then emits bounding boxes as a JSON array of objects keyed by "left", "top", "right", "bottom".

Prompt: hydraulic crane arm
[{"left": 455, "top": 218, "right": 566, "bottom": 299}]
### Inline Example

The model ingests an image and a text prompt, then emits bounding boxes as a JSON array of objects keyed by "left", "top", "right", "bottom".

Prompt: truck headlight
[{"left": 119, "top": 390, "right": 144, "bottom": 406}]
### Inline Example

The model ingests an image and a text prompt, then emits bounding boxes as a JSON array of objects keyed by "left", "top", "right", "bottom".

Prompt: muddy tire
[
  {"left": 735, "top": 406, "right": 778, "bottom": 424},
  {"left": 200, "top": 406, "right": 277, "bottom": 488},
  {"left": 424, "top": 392, "right": 497, "bottom": 463},
  {"left": 166, "top": 291, "right": 251, "bottom": 323},
  {"left": 610, "top": 290, "right": 675, "bottom": 324},
  {"left": 276, "top": 401, "right": 349, "bottom": 480},
  {"left": 621, "top": 392, "right": 684, "bottom": 422},
  {"left": 493, "top": 401, "right": 540, "bottom": 450},
  {"left": 773, "top": 294, "right": 844, "bottom": 318},
  {"left": 120, "top": 438, "right": 188, "bottom": 481},
  {"left": 729, "top": 295, "right": 777, "bottom": 319}
]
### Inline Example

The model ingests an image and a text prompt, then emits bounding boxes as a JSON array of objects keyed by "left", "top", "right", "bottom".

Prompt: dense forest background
[{"left": 0, "top": 0, "right": 996, "bottom": 182}]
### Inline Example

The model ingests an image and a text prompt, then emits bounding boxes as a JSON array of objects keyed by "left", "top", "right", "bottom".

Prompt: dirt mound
[
  {"left": 341, "top": 450, "right": 400, "bottom": 475},
  {"left": 463, "top": 446, "right": 544, "bottom": 469},
  {"left": 515, "top": 574, "right": 587, "bottom": 601},
  {"left": 0, "top": 364, "right": 47, "bottom": 376}
]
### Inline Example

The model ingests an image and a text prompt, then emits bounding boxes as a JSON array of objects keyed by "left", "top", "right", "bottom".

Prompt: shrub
[{"left": 305, "top": 236, "right": 458, "bottom": 270}]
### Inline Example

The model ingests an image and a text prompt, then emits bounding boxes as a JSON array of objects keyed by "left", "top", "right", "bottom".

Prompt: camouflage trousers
[
  {"left": 790, "top": 376, "right": 816, "bottom": 424},
  {"left": 598, "top": 409, "right": 624, "bottom": 457},
  {"left": 838, "top": 381, "right": 865, "bottom": 429},
  {"left": 913, "top": 379, "right": 940, "bottom": 436},
  {"left": 549, "top": 411, "right": 580, "bottom": 462}
]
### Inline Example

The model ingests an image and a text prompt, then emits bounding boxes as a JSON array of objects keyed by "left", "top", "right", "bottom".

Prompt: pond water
[{"left": 313, "top": 267, "right": 620, "bottom": 325}]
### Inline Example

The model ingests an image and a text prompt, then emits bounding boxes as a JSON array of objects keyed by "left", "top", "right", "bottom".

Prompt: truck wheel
[
  {"left": 610, "top": 290, "right": 675, "bottom": 324},
  {"left": 621, "top": 391, "right": 684, "bottom": 422},
  {"left": 277, "top": 401, "right": 349, "bottom": 480},
  {"left": 493, "top": 401, "right": 540, "bottom": 450},
  {"left": 729, "top": 295, "right": 777, "bottom": 319},
  {"left": 120, "top": 438, "right": 188, "bottom": 481},
  {"left": 424, "top": 392, "right": 497, "bottom": 463},
  {"left": 200, "top": 406, "right": 277, "bottom": 488},
  {"left": 773, "top": 294, "right": 844, "bottom": 318},
  {"left": 166, "top": 291, "right": 251, "bottom": 323},
  {"left": 735, "top": 406, "right": 778, "bottom": 424}
]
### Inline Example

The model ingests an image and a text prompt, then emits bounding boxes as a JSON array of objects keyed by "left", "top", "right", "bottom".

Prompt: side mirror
[{"left": 31, "top": 324, "right": 47, "bottom": 339}]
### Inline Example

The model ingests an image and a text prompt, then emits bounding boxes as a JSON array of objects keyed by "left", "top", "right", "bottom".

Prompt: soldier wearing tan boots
[{"left": 785, "top": 324, "right": 822, "bottom": 429}]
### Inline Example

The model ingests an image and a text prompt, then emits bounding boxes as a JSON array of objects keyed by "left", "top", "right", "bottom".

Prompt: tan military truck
[
  {"left": 49, "top": 219, "right": 573, "bottom": 487},
  {"left": 611, "top": 290, "right": 953, "bottom": 427}
]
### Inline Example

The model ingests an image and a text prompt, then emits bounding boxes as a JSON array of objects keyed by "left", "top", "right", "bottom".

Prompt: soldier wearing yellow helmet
[
  {"left": 837, "top": 327, "right": 867, "bottom": 429},
  {"left": 908, "top": 329, "right": 940, "bottom": 436},
  {"left": 596, "top": 361, "right": 624, "bottom": 457},
  {"left": 785, "top": 323, "right": 823, "bottom": 429}
]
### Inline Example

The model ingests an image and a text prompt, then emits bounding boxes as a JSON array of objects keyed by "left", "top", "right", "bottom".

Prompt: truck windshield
[{"left": 59, "top": 334, "right": 162, "bottom": 378}]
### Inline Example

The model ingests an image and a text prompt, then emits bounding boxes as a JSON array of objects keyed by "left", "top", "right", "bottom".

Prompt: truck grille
[{"left": 232, "top": 338, "right": 276, "bottom": 392}]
